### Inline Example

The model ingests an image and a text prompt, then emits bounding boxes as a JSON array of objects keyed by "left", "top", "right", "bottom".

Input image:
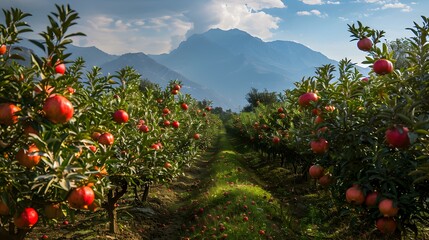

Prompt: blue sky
[{"left": 1, "top": 0, "right": 427, "bottom": 65}]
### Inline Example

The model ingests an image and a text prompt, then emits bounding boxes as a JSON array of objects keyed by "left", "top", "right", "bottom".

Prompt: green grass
[{"left": 178, "top": 131, "right": 291, "bottom": 239}]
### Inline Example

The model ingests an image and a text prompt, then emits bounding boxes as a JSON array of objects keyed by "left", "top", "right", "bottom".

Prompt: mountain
[
  {"left": 67, "top": 45, "right": 119, "bottom": 67},
  {"left": 15, "top": 40, "right": 225, "bottom": 107},
  {"left": 16, "top": 30, "right": 368, "bottom": 111},
  {"left": 15, "top": 39, "right": 119, "bottom": 66},
  {"left": 151, "top": 28, "right": 341, "bottom": 110},
  {"left": 99, "top": 52, "right": 223, "bottom": 104}
]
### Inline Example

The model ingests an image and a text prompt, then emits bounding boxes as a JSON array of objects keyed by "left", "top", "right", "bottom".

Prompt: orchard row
[
  {"left": 0, "top": 5, "right": 220, "bottom": 239},
  {"left": 228, "top": 17, "right": 429, "bottom": 238}
]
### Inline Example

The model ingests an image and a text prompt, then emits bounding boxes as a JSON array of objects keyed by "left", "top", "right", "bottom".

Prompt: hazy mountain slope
[
  {"left": 151, "top": 28, "right": 341, "bottom": 110},
  {"left": 99, "top": 52, "right": 226, "bottom": 107},
  {"left": 14, "top": 39, "right": 227, "bottom": 108}
]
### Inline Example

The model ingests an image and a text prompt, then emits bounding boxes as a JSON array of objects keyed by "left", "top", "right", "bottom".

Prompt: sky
[{"left": 1, "top": 0, "right": 428, "bottom": 65}]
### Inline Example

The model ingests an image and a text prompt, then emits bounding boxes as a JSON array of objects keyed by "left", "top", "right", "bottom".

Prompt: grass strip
[{"left": 178, "top": 131, "right": 291, "bottom": 240}]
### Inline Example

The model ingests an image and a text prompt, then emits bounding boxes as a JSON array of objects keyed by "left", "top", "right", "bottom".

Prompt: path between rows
[{"left": 142, "top": 131, "right": 289, "bottom": 240}]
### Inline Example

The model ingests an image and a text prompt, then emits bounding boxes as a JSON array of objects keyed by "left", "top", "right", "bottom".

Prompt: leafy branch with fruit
[
  {"left": 229, "top": 16, "right": 429, "bottom": 238},
  {"left": 0, "top": 5, "right": 220, "bottom": 239}
]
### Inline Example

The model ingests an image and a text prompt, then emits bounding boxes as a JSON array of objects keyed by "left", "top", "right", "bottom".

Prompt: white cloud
[
  {"left": 4, "top": 0, "right": 286, "bottom": 54},
  {"left": 300, "top": 0, "right": 324, "bottom": 5},
  {"left": 81, "top": 14, "right": 193, "bottom": 54},
  {"left": 297, "top": 9, "right": 328, "bottom": 17},
  {"left": 382, "top": 3, "right": 412, "bottom": 12},
  {"left": 364, "top": 0, "right": 384, "bottom": 3},
  {"left": 297, "top": 11, "right": 312, "bottom": 16},
  {"left": 300, "top": 0, "right": 340, "bottom": 5},
  {"left": 359, "top": 0, "right": 412, "bottom": 12},
  {"left": 227, "top": 0, "right": 286, "bottom": 10},
  {"left": 77, "top": 0, "right": 287, "bottom": 54},
  {"left": 207, "top": 2, "right": 283, "bottom": 40}
]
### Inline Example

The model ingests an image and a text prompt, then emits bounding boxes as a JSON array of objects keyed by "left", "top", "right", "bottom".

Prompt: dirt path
[{"left": 143, "top": 146, "right": 218, "bottom": 240}]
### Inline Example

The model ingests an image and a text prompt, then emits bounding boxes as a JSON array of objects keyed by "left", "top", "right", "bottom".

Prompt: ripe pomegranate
[
  {"left": 162, "top": 108, "right": 171, "bottom": 115},
  {"left": 193, "top": 133, "right": 200, "bottom": 140},
  {"left": 43, "top": 95, "right": 74, "bottom": 124},
  {"left": 314, "top": 115, "right": 324, "bottom": 124},
  {"left": 298, "top": 92, "right": 319, "bottom": 107},
  {"left": 309, "top": 165, "right": 324, "bottom": 179},
  {"left": 16, "top": 144, "right": 41, "bottom": 168},
  {"left": 91, "top": 132, "right": 101, "bottom": 141},
  {"left": 318, "top": 174, "right": 332, "bottom": 186},
  {"left": 310, "top": 138, "right": 329, "bottom": 154},
  {"left": 55, "top": 62, "right": 66, "bottom": 75},
  {"left": 277, "top": 107, "right": 284, "bottom": 113},
  {"left": 98, "top": 132, "right": 114, "bottom": 145},
  {"left": 139, "top": 124, "right": 150, "bottom": 133},
  {"left": 13, "top": 207, "right": 38, "bottom": 228},
  {"left": 272, "top": 136, "right": 280, "bottom": 144},
  {"left": 151, "top": 143, "right": 160, "bottom": 151},
  {"left": 346, "top": 185, "right": 365, "bottom": 205},
  {"left": 385, "top": 125, "right": 410, "bottom": 149},
  {"left": 357, "top": 37, "right": 373, "bottom": 51},
  {"left": 181, "top": 103, "right": 188, "bottom": 110},
  {"left": 312, "top": 108, "right": 321, "bottom": 115},
  {"left": 89, "top": 145, "right": 97, "bottom": 152},
  {"left": 365, "top": 192, "right": 379, "bottom": 207},
  {"left": 112, "top": 109, "right": 129, "bottom": 124},
  {"left": 376, "top": 217, "right": 397, "bottom": 234},
  {"left": 172, "top": 121, "right": 180, "bottom": 129},
  {"left": 173, "top": 84, "right": 181, "bottom": 91},
  {"left": 0, "top": 44, "right": 6, "bottom": 55},
  {"left": 0, "top": 103, "right": 20, "bottom": 125},
  {"left": 378, "top": 199, "right": 399, "bottom": 217},
  {"left": 373, "top": 59, "right": 394, "bottom": 75},
  {"left": 164, "top": 162, "right": 172, "bottom": 169},
  {"left": 67, "top": 186, "right": 95, "bottom": 209},
  {"left": 163, "top": 120, "right": 171, "bottom": 126}
]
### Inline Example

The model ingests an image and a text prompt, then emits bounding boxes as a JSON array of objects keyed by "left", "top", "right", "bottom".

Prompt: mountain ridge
[
  {"left": 151, "top": 28, "right": 341, "bottom": 109},
  {"left": 16, "top": 29, "right": 366, "bottom": 111}
]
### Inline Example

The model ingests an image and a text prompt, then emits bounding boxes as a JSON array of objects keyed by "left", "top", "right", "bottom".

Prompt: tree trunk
[
  {"left": 107, "top": 204, "right": 118, "bottom": 234},
  {"left": 105, "top": 179, "right": 128, "bottom": 234},
  {"left": 0, "top": 223, "right": 29, "bottom": 240},
  {"left": 133, "top": 184, "right": 139, "bottom": 203},
  {"left": 141, "top": 183, "right": 150, "bottom": 202}
]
